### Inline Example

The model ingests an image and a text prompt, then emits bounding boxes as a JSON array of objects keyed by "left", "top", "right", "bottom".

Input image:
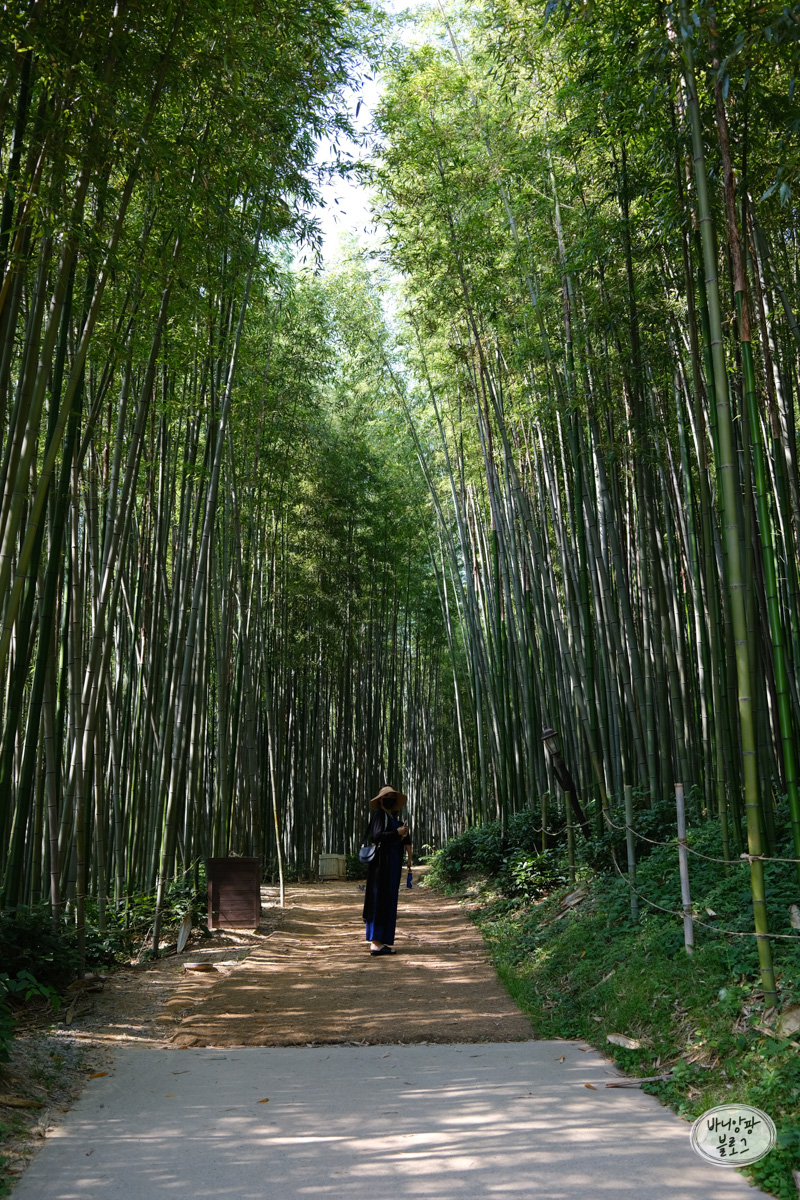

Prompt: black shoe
[{"left": 369, "top": 946, "right": 396, "bottom": 956}]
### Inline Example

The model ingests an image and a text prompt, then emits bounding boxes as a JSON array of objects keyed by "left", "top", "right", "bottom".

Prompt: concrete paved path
[{"left": 14, "top": 1041, "right": 769, "bottom": 1199}]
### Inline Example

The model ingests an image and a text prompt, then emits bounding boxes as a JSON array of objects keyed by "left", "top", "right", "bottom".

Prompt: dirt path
[
  {"left": 65, "top": 880, "right": 533, "bottom": 1049},
  {"left": 169, "top": 879, "right": 533, "bottom": 1046}
]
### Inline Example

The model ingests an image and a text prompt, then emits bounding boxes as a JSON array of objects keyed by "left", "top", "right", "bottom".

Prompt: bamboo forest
[{"left": 5, "top": 0, "right": 800, "bottom": 1102}]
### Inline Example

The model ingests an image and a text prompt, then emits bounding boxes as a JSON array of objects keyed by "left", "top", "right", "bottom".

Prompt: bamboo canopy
[{"left": 1, "top": 0, "right": 800, "bottom": 1003}]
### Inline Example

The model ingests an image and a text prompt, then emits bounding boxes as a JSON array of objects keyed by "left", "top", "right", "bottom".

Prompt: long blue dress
[{"left": 362, "top": 810, "right": 406, "bottom": 945}]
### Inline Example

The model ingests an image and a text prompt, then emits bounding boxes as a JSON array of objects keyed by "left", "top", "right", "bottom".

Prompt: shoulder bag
[{"left": 358, "top": 808, "right": 389, "bottom": 865}]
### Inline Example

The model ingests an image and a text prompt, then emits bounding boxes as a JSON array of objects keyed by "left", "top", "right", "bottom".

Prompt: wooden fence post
[
  {"left": 624, "top": 784, "right": 638, "bottom": 921},
  {"left": 566, "top": 793, "right": 576, "bottom": 884},
  {"left": 675, "top": 781, "right": 694, "bottom": 954}
]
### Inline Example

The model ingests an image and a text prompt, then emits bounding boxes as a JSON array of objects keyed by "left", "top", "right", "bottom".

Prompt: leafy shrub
[
  {"left": 90, "top": 874, "right": 209, "bottom": 961},
  {"left": 580, "top": 795, "right": 680, "bottom": 872},
  {"left": 506, "top": 807, "right": 564, "bottom": 854},
  {"left": 498, "top": 848, "right": 567, "bottom": 899},
  {"left": 0, "top": 908, "right": 78, "bottom": 990},
  {"left": 426, "top": 808, "right": 567, "bottom": 897},
  {"left": 426, "top": 821, "right": 505, "bottom": 884},
  {"left": 631, "top": 796, "right": 680, "bottom": 851},
  {"left": 1, "top": 869, "right": 208, "bottom": 979},
  {"left": 0, "top": 969, "right": 61, "bottom": 1064}
]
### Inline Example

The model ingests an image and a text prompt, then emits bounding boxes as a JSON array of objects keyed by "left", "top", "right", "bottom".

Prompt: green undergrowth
[
  {"left": 0, "top": 871, "right": 209, "bottom": 1061},
  {"left": 1, "top": 873, "right": 208, "bottom": 977},
  {"left": 424, "top": 808, "right": 568, "bottom": 898},
  {"left": 433, "top": 817, "right": 800, "bottom": 1199}
]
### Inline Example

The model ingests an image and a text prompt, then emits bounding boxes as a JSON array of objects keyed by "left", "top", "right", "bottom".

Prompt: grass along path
[{"left": 473, "top": 872, "right": 800, "bottom": 1200}]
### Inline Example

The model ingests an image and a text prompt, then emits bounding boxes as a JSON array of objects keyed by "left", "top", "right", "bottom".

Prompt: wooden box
[
  {"left": 319, "top": 853, "right": 347, "bottom": 880},
  {"left": 206, "top": 857, "right": 261, "bottom": 930}
]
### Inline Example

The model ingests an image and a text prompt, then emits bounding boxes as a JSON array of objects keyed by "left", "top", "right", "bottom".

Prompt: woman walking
[{"left": 362, "top": 785, "right": 411, "bottom": 956}]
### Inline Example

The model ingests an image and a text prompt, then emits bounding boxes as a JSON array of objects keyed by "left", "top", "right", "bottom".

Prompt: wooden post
[
  {"left": 624, "top": 784, "right": 638, "bottom": 921},
  {"left": 566, "top": 792, "right": 576, "bottom": 883},
  {"left": 675, "top": 781, "right": 694, "bottom": 954}
]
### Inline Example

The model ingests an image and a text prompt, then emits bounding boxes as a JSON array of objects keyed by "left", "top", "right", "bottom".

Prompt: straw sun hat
[{"left": 369, "top": 785, "right": 407, "bottom": 812}]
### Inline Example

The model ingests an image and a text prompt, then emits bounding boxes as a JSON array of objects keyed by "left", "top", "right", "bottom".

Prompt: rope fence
[
  {"left": 605, "top": 843, "right": 800, "bottom": 941},
  {"left": 518, "top": 806, "right": 800, "bottom": 866},
  {"left": 600, "top": 812, "right": 800, "bottom": 865},
  {"left": 456, "top": 792, "right": 799, "bottom": 944}
]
